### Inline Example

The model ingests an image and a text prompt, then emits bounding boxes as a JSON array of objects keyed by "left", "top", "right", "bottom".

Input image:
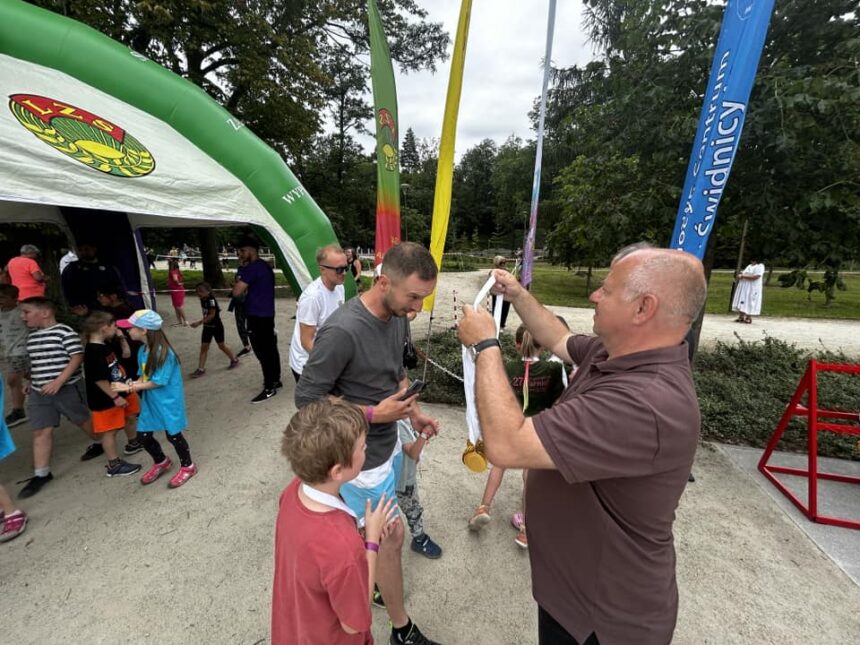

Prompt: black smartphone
[{"left": 399, "top": 379, "right": 426, "bottom": 400}]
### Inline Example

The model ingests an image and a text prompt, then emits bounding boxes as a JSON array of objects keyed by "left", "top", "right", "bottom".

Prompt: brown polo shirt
[{"left": 529, "top": 335, "right": 699, "bottom": 645}]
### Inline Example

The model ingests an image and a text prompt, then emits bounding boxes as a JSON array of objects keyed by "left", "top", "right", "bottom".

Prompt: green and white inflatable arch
[{"left": 0, "top": 0, "right": 348, "bottom": 298}]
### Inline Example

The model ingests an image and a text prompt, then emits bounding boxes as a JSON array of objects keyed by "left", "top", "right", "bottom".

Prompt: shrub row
[{"left": 411, "top": 332, "right": 860, "bottom": 460}]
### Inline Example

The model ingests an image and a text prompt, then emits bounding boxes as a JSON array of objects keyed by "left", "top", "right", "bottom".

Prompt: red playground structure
[{"left": 758, "top": 359, "right": 860, "bottom": 531}]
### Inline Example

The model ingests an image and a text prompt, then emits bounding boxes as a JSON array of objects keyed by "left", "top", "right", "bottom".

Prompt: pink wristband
[
  {"left": 365, "top": 406, "right": 375, "bottom": 424},
  {"left": 365, "top": 541, "right": 379, "bottom": 553}
]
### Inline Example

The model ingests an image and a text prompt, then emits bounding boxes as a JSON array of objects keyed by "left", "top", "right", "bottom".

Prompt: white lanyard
[
  {"left": 300, "top": 483, "right": 357, "bottom": 520},
  {"left": 474, "top": 275, "right": 504, "bottom": 333}
]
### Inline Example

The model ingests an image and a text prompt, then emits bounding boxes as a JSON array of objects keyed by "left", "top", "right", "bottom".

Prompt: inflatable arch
[{"left": 0, "top": 0, "right": 352, "bottom": 308}]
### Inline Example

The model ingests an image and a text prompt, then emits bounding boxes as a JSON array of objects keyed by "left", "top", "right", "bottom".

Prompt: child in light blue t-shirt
[
  {"left": 0, "top": 374, "right": 28, "bottom": 542},
  {"left": 395, "top": 420, "right": 442, "bottom": 559},
  {"left": 114, "top": 310, "right": 197, "bottom": 489}
]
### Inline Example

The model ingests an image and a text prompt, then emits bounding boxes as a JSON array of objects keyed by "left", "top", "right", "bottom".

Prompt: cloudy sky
[{"left": 354, "top": 0, "right": 596, "bottom": 157}]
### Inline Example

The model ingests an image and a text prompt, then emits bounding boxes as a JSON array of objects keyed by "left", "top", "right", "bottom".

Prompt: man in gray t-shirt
[{"left": 295, "top": 242, "right": 441, "bottom": 645}]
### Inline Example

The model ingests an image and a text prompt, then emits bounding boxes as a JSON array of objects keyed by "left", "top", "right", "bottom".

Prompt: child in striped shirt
[{"left": 18, "top": 297, "right": 97, "bottom": 499}]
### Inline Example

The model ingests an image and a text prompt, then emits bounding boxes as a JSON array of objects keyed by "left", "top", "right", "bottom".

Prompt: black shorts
[{"left": 201, "top": 321, "right": 225, "bottom": 344}]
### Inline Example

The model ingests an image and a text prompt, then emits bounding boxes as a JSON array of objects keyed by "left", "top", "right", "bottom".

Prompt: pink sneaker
[
  {"left": 168, "top": 464, "right": 198, "bottom": 489},
  {"left": 0, "top": 510, "right": 28, "bottom": 542},
  {"left": 141, "top": 458, "right": 172, "bottom": 485}
]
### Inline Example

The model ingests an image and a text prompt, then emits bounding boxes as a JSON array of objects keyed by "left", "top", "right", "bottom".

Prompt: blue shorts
[{"left": 340, "top": 451, "right": 403, "bottom": 526}]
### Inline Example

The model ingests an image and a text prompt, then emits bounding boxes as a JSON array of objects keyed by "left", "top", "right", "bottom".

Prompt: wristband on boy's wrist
[
  {"left": 365, "top": 541, "right": 379, "bottom": 553},
  {"left": 365, "top": 406, "right": 375, "bottom": 424}
]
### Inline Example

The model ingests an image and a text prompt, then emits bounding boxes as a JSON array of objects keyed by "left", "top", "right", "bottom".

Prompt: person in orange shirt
[{"left": 5, "top": 245, "right": 46, "bottom": 301}]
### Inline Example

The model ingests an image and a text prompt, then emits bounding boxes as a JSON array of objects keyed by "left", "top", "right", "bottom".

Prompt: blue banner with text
[{"left": 670, "top": 0, "right": 775, "bottom": 258}]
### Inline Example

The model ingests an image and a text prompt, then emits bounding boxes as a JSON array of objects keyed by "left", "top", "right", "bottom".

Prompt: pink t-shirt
[{"left": 6, "top": 256, "right": 45, "bottom": 300}]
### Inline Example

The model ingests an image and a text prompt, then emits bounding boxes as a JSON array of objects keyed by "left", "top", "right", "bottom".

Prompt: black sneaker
[
  {"left": 80, "top": 442, "right": 104, "bottom": 461},
  {"left": 390, "top": 623, "right": 439, "bottom": 645},
  {"left": 251, "top": 388, "right": 277, "bottom": 403},
  {"left": 236, "top": 347, "right": 252, "bottom": 358},
  {"left": 123, "top": 440, "right": 144, "bottom": 456},
  {"left": 19, "top": 473, "right": 54, "bottom": 499},
  {"left": 372, "top": 584, "right": 386, "bottom": 609},
  {"left": 410, "top": 534, "right": 442, "bottom": 559},
  {"left": 106, "top": 460, "right": 143, "bottom": 477},
  {"left": 5, "top": 409, "right": 27, "bottom": 427}
]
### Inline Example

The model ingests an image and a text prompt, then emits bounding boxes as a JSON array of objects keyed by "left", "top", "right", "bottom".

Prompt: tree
[
  {"left": 542, "top": 0, "right": 859, "bottom": 289},
  {"left": 401, "top": 127, "right": 421, "bottom": 176},
  {"left": 491, "top": 136, "right": 533, "bottom": 253},
  {"left": 32, "top": 1, "right": 449, "bottom": 162},
  {"left": 452, "top": 139, "right": 498, "bottom": 241},
  {"left": 548, "top": 154, "right": 641, "bottom": 293}
]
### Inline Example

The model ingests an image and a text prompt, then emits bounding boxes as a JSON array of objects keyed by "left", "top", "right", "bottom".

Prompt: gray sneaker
[{"left": 105, "top": 460, "right": 143, "bottom": 478}]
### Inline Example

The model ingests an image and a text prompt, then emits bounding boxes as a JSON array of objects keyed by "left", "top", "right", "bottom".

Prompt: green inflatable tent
[{"left": 0, "top": 0, "right": 351, "bottom": 305}]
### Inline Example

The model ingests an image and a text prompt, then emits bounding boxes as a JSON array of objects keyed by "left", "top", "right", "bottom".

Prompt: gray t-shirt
[{"left": 295, "top": 297, "right": 407, "bottom": 470}]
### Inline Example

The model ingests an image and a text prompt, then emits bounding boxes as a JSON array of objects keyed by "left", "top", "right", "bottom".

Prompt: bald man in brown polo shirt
[{"left": 458, "top": 245, "right": 707, "bottom": 645}]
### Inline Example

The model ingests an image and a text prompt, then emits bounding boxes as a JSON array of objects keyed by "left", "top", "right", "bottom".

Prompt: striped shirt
[{"left": 26, "top": 324, "right": 83, "bottom": 389}]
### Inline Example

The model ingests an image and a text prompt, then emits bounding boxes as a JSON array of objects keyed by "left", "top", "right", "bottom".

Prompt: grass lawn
[
  {"left": 527, "top": 264, "right": 860, "bottom": 320},
  {"left": 149, "top": 269, "right": 294, "bottom": 297}
]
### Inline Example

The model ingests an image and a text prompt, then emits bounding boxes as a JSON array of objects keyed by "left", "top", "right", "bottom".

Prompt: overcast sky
[{"left": 354, "top": 0, "right": 595, "bottom": 157}]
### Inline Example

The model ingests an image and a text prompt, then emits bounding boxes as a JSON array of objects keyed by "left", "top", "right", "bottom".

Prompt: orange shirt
[{"left": 6, "top": 256, "right": 45, "bottom": 300}]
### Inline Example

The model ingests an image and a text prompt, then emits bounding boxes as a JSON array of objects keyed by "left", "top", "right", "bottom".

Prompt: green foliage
[
  {"left": 406, "top": 328, "right": 518, "bottom": 404},
  {"left": 778, "top": 268, "right": 848, "bottom": 305},
  {"left": 33, "top": 0, "right": 449, "bottom": 164},
  {"left": 548, "top": 154, "right": 642, "bottom": 273},
  {"left": 694, "top": 337, "right": 860, "bottom": 459},
  {"left": 543, "top": 0, "right": 859, "bottom": 273}
]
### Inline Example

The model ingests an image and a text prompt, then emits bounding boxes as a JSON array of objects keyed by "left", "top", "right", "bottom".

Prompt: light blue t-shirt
[
  {"left": 137, "top": 345, "right": 188, "bottom": 435},
  {"left": 0, "top": 375, "right": 15, "bottom": 461}
]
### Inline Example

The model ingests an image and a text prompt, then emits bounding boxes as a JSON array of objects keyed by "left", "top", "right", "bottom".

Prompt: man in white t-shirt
[{"left": 288, "top": 244, "right": 347, "bottom": 382}]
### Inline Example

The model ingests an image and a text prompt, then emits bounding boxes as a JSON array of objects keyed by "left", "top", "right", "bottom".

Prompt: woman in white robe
[{"left": 732, "top": 261, "right": 765, "bottom": 323}]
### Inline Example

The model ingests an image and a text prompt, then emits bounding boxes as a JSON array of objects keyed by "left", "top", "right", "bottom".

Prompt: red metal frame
[{"left": 757, "top": 359, "right": 860, "bottom": 530}]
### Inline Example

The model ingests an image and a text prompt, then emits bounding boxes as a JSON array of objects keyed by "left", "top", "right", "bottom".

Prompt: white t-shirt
[{"left": 288, "top": 277, "right": 344, "bottom": 374}]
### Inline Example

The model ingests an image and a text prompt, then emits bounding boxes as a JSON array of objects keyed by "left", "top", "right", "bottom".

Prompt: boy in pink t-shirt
[
  {"left": 272, "top": 399, "right": 396, "bottom": 645},
  {"left": 5, "top": 245, "right": 46, "bottom": 300}
]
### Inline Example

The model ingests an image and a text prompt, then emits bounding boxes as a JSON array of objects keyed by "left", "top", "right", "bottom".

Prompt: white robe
[{"left": 732, "top": 262, "right": 765, "bottom": 316}]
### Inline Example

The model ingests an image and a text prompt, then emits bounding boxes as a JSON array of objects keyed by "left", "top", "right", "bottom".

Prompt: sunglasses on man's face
[{"left": 321, "top": 264, "right": 350, "bottom": 275}]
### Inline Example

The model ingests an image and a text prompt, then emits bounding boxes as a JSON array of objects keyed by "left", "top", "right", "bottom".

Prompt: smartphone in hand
[{"left": 399, "top": 379, "right": 426, "bottom": 401}]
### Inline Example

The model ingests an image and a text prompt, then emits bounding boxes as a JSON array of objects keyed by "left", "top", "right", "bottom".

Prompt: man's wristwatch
[{"left": 468, "top": 338, "right": 501, "bottom": 360}]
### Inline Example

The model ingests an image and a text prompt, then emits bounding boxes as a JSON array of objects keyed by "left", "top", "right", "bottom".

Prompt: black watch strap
[{"left": 471, "top": 338, "right": 501, "bottom": 356}]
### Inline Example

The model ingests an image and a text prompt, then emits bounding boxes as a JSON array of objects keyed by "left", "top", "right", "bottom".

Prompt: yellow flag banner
[{"left": 425, "top": 0, "right": 472, "bottom": 312}]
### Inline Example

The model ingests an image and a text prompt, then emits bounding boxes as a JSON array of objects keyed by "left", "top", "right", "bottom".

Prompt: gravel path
[{"left": 419, "top": 270, "right": 860, "bottom": 354}]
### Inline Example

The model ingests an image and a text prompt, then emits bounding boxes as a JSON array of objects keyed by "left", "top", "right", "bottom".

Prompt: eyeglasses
[{"left": 321, "top": 264, "right": 350, "bottom": 275}]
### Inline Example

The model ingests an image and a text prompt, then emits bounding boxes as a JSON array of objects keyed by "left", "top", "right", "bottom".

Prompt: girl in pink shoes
[
  {"left": 1, "top": 376, "right": 27, "bottom": 542},
  {"left": 112, "top": 310, "right": 198, "bottom": 488}
]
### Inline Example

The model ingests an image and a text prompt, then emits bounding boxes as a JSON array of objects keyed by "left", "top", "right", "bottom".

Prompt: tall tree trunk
[
  {"left": 728, "top": 216, "right": 749, "bottom": 311},
  {"left": 198, "top": 228, "right": 224, "bottom": 288}
]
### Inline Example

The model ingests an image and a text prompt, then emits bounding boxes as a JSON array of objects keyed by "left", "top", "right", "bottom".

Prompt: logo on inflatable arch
[{"left": 8, "top": 94, "right": 155, "bottom": 178}]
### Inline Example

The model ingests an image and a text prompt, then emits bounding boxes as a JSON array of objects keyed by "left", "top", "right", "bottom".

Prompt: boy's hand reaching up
[{"left": 364, "top": 494, "right": 398, "bottom": 545}]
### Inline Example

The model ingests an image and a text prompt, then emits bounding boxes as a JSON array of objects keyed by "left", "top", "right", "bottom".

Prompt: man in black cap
[{"left": 232, "top": 239, "right": 281, "bottom": 402}]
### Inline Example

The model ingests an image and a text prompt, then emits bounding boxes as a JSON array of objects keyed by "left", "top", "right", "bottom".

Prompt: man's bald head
[{"left": 615, "top": 247, "right": 707, "bottom": 328}]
